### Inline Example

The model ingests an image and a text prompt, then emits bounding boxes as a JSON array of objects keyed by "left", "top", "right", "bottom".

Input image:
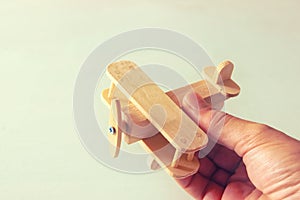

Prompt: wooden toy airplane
[{"left": 101, "top": 60, "right": 240, "bottom": 179}]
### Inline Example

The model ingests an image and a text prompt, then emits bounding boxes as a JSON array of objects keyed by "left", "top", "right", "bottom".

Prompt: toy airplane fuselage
[{"left": 101, "top": 60, "right": 240, "bottom": 179}]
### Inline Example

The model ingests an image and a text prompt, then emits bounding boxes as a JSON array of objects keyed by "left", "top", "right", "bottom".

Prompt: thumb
[
  {"left": 182, "top": 92, "right": 297, "bottom": 157},
  {"left": 182, "top": 93, "right": 300, "bottom": 199}
]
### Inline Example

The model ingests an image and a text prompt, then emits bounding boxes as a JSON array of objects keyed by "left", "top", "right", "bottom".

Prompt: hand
[{"left": 176, "top": 93, "right": 300, "bottom": 200}]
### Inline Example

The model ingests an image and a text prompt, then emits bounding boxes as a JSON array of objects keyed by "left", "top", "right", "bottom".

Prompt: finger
[
  {"left": 211, "top": 168, "right": 231, "bottom": 187},
  {"left": 182, "top": 92, "right": 294, "bottom": 157},
  {"left": 222, "top": 181, "right": 255, "bottom": 200},
  {"left": 199, "top": 153, "right": 237, "bottom": 187},
  {"left": 201, "top": 181, "right": 223, "bottom": 200},
  {"left": 198, "top": 157, "right": 234, "bottom": 187},
  {"left": 176, "top": 173, "right": 223, "bottom": 199},
  {"left": 207, "top": 143, "right": 241, "bottom": 173},
  {"left": 228, "top": 162, "right": 250, "bottom": 183},
  {"left": 198, "top": 157, "right": 217, "bottom": 178}
]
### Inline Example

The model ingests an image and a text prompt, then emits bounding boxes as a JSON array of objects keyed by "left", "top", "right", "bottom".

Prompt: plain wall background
[{"left": 1, "top": 1, "right": 299, "bottom": 199}]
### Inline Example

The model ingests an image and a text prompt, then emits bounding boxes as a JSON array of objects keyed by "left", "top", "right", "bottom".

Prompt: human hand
[{"left": 176, "top": 93, "right": 300, "bottom": 200}]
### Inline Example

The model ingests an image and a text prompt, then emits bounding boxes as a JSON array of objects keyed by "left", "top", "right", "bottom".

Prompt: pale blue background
[{"left": 1, "top": 1, "right": 299, "bottom": 199}]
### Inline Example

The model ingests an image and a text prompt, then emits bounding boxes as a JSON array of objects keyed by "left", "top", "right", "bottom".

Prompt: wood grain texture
[
  {"left": 102, "top": 90, "right": 200, "bottom": 178},
  {"left": 141, "top": 133, "right": 200, "bottom": 179},
  {"left": 203, "top": 60, "right": 240, "bottom": 97},
  {"left": 103, "top": 80, "right": 223, "bottom": 129},
  {"left": 106, "top": 61, "right": 208, "bottom": 152},
  {"left": 101, "top": 60, "right": 240, "bottom": 178}
]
